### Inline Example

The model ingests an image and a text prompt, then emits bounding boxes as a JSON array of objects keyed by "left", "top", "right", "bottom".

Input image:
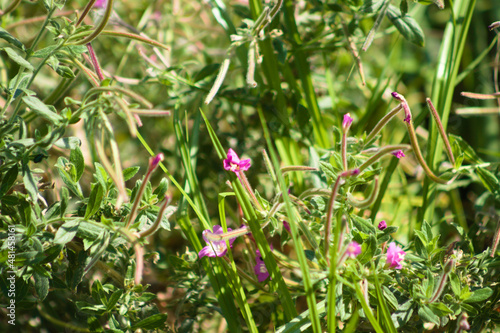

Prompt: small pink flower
[
  {"left": 378, "top": 220, "right": 387, "bottom": 230},
  {"left": 223, "top": 149, "right": 251, "bottom": 173},
  {"left": 342, "top": 113, "right": 353, "bottom": 132},
  {"left": 386, "top": 242, "right": 406, "bottom": 269},
  {"left": 198, "top": 225, "right": 235, "bottom": 258},
  {"left": 94, "top": 0, "right": 107, "bottom": 8},
  {"left": 254, "top": 250, "right": 270, "bottom": 282},
  {"left": 149, "top": 153, "right": 164, "bottom": 171},
  {"left": 391, "top": 150, "right": 405, "bottom": 159},
  {"left": 346, "top": 242, "right": 361, "bottom": 258}
]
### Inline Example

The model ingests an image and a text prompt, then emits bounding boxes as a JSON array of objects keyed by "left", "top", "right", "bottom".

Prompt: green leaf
[
  {"left": 418, "top": 305, "right": 440, "bottom": 325},
  {"left": 357, "top": 235, "right": 377, "bottom": 264},
  {"left": 319, "top": 161, "right": 337, "bottom": 182},
  {"left": 449, "top": 134, "right": 482, "bottom": 164},
  {"left": 55, "top": 65, "right": 76, "bottom": 78},
  {"left": 0, "top": 164, "right": 19, "bottom": 198},
  {"left": 2, "top": 47, "right": 33, "bottom": 71},
  {"left": 123, "top": 166, "right": 140, "bottom": 181},
  {"left": 428, "top": 302, "right": 453, "bottom": 317},
  {"left": 463, "top": 287, "right": 493, "bottom": 303},
  {"left": 22, "top": 162, "right": 38, "bottom": 201},
  {"left": 0, "top": 28, "right": 25, "bottom": 50},
  {"left": 351, "top": 215, "right": 376, "bottom": 235},
  {"left": 70, "top": 147, "right": 85, "bottom": 182},
  {"left": 130, "top": 313, "right": 168, "bottom": 330},
  {"left": 153, "top": 177, "right": 169, "bottom": 199},
  {"left": 84, "top": 183, "right": 104, "bottom": 219},
  {"left": 449, "top": 272, "right": 461, "bottom": 297},
  {"left": 476, "top": 167, "right": 500, "bottom": 194},
  {"left": 54, "top": 137, "right": 82, "bottom": 150},
  {"left": 106, "top": 290, "right": 123, "bottom": 311},
  {"left": 34, "top": 270, "right": 50, "bottom": 301},
  {"left": 54, "top": 221, "right": 80, "bottom": 244},
  {"left": 386, "top": 5, "right": 425, "bottom": 47},
  {"left": 22, "top": 95, "right": 63, "bottom": 124}
]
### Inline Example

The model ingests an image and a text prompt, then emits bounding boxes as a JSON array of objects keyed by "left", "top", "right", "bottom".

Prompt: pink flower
[
  {"left": 391, "top": 150, "right": 405, "bottom": 159},
  {"left": 198, "top": 225, "right": 235, "bottom": 258},
  {"left": 94, "top": 0, "right": 107, "bottom": 8},
  {"left": 223, "top": 149, "right": 251, "bottom": 173},
  {"left": 254, "top": 250, "right": 270, "bottom": 282},
  {"left": 342, "top": 113, "right": 353, "bottom": 131},
  {"left": 386, "top": 242, "right": 406, "bottom": 269},
  {"left": 346, "top": 242, "right": 361, "bottom": 258},
  {"left": 283, "top": 221, "right": 291, "bottom": 233},
  {"left": 378, "top": 220, "right": 387, "bottom": 230}
]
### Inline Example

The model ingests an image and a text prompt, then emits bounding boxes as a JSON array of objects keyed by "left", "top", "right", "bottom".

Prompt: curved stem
[
  {"left": 364, "top": 104, "right": 403, "bottom": 145},
  {"left": 346, "top": 177, "right": 379, "bottom": 208},
  {"left": 358, "top": 144, "right": 411, "bottom": 172},
  {"left": 75, "top": 0, "right": 114, "bottom": 45},
  {"left": 426, "top": 98, "right": 455, "bottom": 164}
]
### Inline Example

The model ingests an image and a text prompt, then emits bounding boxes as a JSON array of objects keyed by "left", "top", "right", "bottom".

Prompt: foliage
[{"left": 0, "top": 0, "right": 499, "bottom": 332}]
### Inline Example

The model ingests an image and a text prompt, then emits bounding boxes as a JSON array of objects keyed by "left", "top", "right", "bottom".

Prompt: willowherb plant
[{"left": 1, "top": 0, "right": 499, "bottom": 332}]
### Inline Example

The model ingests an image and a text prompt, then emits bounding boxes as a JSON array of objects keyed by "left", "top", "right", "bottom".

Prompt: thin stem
[
  {"left": 76, "top": 0, "right": 97, "bottom": 26},
  {"left": 138, "top": 197, "right": 175, "bottom": 238},
  {"left": 86, "top": 43, "right": 105, "bottom": 81},
  {"left": 490, "top": 218, "right": 500, "bottom": 258},
  {"left": 342, "top": 132, "right": 348, "bottom": 170},
  {"left": 346, "top": 177, "right": 379, "bottom": 208},
  {"left": 324, "top": 177, "right": 343, "bottom": 261},
  {"left": 125, "top": 169, "right": 153, "bottom": 229},
  {"left": 75, "top": 0, "right": 114, "bottom": 45},
  {"left": 358, "top": 145, "right": 411, "bottom": 172},
  {"left": 426, "top": 98, "right": 455, "bottom": 164},
  {"left": 238, "top": 170, "right": 263, "bottom": 211},
  {"left": 364, "top": 104, "right": 403, "bottom": 145}
]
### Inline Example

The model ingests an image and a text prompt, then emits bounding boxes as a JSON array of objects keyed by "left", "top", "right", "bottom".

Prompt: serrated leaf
[
  {"left": 418, "top": 305, "right": 440, "bottom": 325},
  {"left": 351, "top": 215, "right": 376, "bottom": 234},
  {"left": 319, "top": 161, "right": 336, "bottom": 181},
  {"left": 449, "top": 134, "right": 482, "bottom": 164},
  {"left": 0, "top": 28, "right": 25, "bottom": 50},
  {"left": 463, "top": 287, "right": 493, "bottom": 303},
  {"left": 130, "top": 313, "right": 168, "bottom": 330},
  {"left": 357, "top": 235, "right": 377, "bottom": 264},
  {"left": 153, "top": 177, "right": 169, "bottom": 198},
  {"left": 2, "top": 47, "right": 33, "bottom": 71},
  {"left": 449, "top": 272, "right": 461, "bottom": 297},
  {"left": 54, "top": 221, "right": 80, "bottom": 244},
  {"left": 22, "top": 95, "right": 63, "bottom": 124},
  {"left": 386, "top": 5, "right": 425, "bottom": 46},
  {"left": 123, "top": 166, "right": 140, "bottom": 181},
  {"left": 70, "top": 147, "right": 85, "bottom": 181}
]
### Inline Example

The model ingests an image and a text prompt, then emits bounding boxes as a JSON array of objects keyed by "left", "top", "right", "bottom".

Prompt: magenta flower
[
  {"left": 378, "top": 220, "right": 387, "bottom": 231},
  {"left": 198, "top": 225, "right": 235, "bottom": 258},
  {"left": 223, "top": 149, "right": 251, "bottom": 173},
  {"left": 386, "top": 242, "right": 406, "bottom": 269},
  {"left": 346, "top": 241, "right": 361, "bottom": 258},
  {"left": 149, "top": 153, "right": 164, "bottom": 171},
  {"left": 391, "top": 150, "right": 405, "bottom": 159},
  {"left": 254, "top": 250, "right": 270, "bottom": 282},
  {"left": 94, "top": 0, "right": 107, "bottom": 8},
  {"left": 342, "top": 113, "right": 353, "bottom": 131}
]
